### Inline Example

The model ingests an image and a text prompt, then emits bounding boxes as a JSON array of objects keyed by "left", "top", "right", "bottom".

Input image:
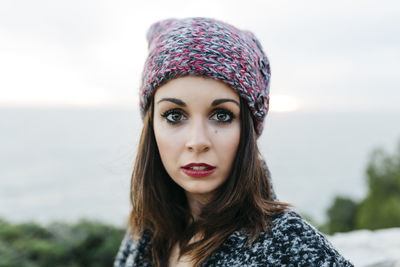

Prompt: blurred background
[{"left": 1, "top": 0, "right": 399, "bottom": 266}]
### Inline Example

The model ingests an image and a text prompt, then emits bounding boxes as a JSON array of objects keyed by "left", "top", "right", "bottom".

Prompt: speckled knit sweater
[{"left": 114, "top": 210, "right": 353, "bottom": 266}]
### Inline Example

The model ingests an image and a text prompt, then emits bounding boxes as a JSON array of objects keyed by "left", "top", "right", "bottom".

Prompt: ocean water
[{"left": 1, "top": 107, "right": 399, "bottom": 226}]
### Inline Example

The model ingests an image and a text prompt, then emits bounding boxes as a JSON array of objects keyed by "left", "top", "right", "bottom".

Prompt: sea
[{"left": 1, "top": 107, "right": 399, "bottom": 227}]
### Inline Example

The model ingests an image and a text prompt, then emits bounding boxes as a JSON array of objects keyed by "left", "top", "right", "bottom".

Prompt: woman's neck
[{"left": 185, "top": 192, "right": 212, "bottom": 220}]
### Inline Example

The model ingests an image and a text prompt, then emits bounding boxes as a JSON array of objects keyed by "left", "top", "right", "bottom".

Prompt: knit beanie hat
[{"left": 139, "top": 17, "right": 271, "bottom": 135}]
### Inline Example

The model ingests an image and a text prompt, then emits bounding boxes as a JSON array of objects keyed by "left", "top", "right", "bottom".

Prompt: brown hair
[{"left": 129, "top": 96, "right": 289, "bottom": 266}]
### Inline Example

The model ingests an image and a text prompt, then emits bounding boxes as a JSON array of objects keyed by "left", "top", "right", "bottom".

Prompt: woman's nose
[{"left": 185, "top": 118, "right": 211, "bottom": 153}]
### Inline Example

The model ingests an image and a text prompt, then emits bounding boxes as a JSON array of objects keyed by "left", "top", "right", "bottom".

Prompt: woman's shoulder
[
  {"left": 243, "top": 210, "right": 353, "bottom": 266},
  {"left": 207, "top": 210, "right": 353, "bottom": 266},
  {"left": 113, "top": 229, "right": 152, "bottom": 267}
]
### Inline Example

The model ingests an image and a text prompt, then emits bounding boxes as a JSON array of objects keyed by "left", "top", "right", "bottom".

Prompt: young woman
[{"left": 114, "top": 17, "right": 353, "bottom": 267}]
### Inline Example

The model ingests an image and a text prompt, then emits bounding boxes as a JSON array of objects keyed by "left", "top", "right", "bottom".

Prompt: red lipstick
[{"left": 181, "top": 163, "right": 216, "bottom": 178}]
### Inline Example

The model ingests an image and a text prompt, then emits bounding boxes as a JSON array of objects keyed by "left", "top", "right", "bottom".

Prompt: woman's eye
[
  {"left": 161, "top": 109, "right": 186, "bottom": 124},
  {"left": 211, "top": 109, "right": 234, "bottom": 123}
]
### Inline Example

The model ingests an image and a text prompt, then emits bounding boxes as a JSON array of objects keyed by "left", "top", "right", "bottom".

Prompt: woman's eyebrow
[
  {"left": 211, "top": 98, "right": 240, "bottom": 107},
  {"left": 157, "top": 98, "right": 186, "bottom": 107}
]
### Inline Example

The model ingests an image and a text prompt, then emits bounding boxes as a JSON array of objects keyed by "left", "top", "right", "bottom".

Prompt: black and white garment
[{"left": 113, "top": 210, "right": 353, "bottom": 266}]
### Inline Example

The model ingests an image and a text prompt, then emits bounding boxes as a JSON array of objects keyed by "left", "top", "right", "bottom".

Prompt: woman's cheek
[
  {"left": 211, "top": 123, "right": 240, "bottom": 147},
  {"left": 156, "top": 122, "right": 186, "bottom": 151}
]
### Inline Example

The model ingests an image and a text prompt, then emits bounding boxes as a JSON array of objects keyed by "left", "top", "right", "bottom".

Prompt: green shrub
[
  {"left": 355, "top": 143, "right": 400, "bottom": 230},
  {"left": 326, "top": 196, "right": 358, "bottom": 234},
  {"left": 0, "top": 218, "right": 125, "bottom": 267},
  {"left": 324, "top": 140, "right": 400, "bottom": 234}
]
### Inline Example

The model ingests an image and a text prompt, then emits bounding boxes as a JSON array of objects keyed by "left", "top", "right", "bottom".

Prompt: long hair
[{"left": 129, "top": 96, "right": 289, "bottom": 266}]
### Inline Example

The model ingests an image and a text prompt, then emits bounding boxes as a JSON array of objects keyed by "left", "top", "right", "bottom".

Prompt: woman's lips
[{"left": 181, "top": 163, "right": 216, "bottom": 178}]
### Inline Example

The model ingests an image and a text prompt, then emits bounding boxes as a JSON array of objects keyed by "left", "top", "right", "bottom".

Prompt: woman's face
[{"left": 153, "top": 76, "right": 241, "bottom": 202}]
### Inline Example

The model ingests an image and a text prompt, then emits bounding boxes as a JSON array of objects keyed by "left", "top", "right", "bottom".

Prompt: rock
[{"left": 328, "top": 228, "right": 400, "bottom": 267}]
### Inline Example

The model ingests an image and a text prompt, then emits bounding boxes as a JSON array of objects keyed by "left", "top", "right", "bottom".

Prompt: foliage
[
  {"left": 356, "top": 144, "right": 400, "bottom": 230},
  {"left": 324, "top": 196, "right": 358, "bottom": 234},
  {"left": 0, "top": 218, "right": 125, "bottom": 267},
  {"left": 323, "top": 140, "right": 400, "bottom": 234}
]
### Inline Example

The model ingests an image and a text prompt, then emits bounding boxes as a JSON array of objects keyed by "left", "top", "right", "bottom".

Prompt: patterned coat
[{"left": 114, "top": 210, "right": 353, "bottom": 266}]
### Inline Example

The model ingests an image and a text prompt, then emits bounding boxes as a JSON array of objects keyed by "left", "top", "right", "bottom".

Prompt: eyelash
[
  {"left": 210, "top": 108, "right": 235, "bottom": 123},
  {"left": 161, "top": 109, "right": 186, "bottom": 124},
  {"left": 160, "top": 108, "right": 235, "bottom": 125}
]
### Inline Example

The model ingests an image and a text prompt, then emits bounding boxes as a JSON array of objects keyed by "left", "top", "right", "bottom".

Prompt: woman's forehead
[{"left": 154, "top": 76, "right": 240, "bottom": 102}]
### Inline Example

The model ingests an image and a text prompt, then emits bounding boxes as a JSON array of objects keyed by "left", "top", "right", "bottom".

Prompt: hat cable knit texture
[{"left": 139, "top": 17, "right": 271, "bottom": 135}]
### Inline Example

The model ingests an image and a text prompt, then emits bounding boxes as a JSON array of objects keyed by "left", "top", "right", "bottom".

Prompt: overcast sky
[{"left": 1, "top": 0, "right": 399, "bottom": 113}]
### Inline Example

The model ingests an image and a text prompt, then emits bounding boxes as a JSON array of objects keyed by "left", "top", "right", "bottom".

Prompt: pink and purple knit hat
[{"left": 139, "top": 17, "right": 271, "bottom": 135}]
